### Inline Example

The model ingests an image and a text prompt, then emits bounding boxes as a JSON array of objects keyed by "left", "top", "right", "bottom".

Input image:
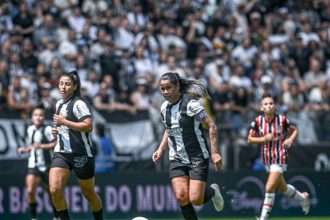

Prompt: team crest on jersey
[{"left": 176, "top": 111, "right": 182, "bottom": 120}]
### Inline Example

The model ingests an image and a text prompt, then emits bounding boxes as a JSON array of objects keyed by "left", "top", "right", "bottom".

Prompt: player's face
[
  {"left": 59, "top": 76, "right": 77, "bottom": 101},
  {"left": 261, "top": 97, "right": 275, "bottom": 114},
  {"left": 159, "top": 79, "right": 180, "bottom": 103},
  {"left": 32, "top": 109, "right": 44, "bottom": 127}
]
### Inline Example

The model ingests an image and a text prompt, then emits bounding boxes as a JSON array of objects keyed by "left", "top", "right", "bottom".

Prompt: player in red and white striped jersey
[{"left": 248, "top": 92, "right": 310, "bottom": 220}]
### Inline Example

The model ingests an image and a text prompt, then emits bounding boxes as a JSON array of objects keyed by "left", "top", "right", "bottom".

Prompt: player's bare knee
[{"left": 190, "top": 197, "right": 203, "bottom": 206}]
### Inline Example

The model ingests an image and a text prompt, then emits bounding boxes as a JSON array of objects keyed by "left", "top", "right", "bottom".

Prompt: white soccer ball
[{"left": 132, "top": 217, "right": 148, "bottom": 220}]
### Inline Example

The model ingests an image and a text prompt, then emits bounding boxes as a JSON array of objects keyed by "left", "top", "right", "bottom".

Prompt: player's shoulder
[
  {"left": 187, "top": 98, "right": 204, "bottom": 116},
  {"left": 160, "top": 100, "right": 169, "bottom": 111}
]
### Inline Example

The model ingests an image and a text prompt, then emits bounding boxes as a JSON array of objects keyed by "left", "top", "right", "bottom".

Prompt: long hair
[
  {"left": 160, "top": 72, "right": 210, "bottom": 99},
  {"left": 61, "top": 70, "right": 81, "bottom": 97}
]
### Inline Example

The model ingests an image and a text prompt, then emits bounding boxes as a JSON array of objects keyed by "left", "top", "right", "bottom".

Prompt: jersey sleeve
[
  {"left": 73, "top": 100, "right": 92, "bottom": 121},
  {"left": 283, "top": 115, "right": 291, "bottom": 130},
  {"left": 187, "top": 99, "right": 204, "bottom": 117},
  {"left": 248, "top": 119, "right": 259, "bottom": 136},
  {"left": 44, "top": 125, "right": 55, "bottom": 142}
]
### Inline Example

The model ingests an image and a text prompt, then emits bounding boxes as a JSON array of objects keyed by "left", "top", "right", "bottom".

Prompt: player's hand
[
  {"left": 264, "top": 133, "right": 274, "bottom": 142},
  {"left": 17, "top": 147, "right": 30, "bottom": 154},
  {"left": 211, "top": 152, "right": 222, "bottom": 172},
  {"left": 283, "top": 139, "right": 293, "bottom": 149},
  {"left": 51, "top": 127, "right": 59, "bottom": 137},
  {"left": 53, "top": 114, "right": 66, "bottom": 126},
  {"left": 152, "top": 150, "right": 162, "bottom": 163}
]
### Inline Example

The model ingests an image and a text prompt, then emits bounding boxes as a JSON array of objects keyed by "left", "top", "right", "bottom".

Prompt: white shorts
[{"left": 265, "top": 164, "right": 287, "bottom": 173}]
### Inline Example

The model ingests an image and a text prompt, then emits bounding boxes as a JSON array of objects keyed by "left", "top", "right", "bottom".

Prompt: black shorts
[
  {"left": 27, "top": 167, "right": 49, "bottom": 184},
  {"left": 169, "top": 158, "right": 209, "bottom": 181},
  {"left": 51, "top": 152, "right": 95, "bottom": 180}
]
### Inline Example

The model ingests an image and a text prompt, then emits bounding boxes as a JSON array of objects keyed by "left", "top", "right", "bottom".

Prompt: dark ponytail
[{"left": 160, "top": 72, "right": 210, "bottom": 99}]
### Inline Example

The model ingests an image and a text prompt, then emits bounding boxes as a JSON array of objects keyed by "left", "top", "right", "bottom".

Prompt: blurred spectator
[
  {"left": 7, "top": 76, "right": 33, "bottom": 118},
  {"left": 13, "top": 2, "right": 34, "bottom": 39},
  {"left": 58, "top": 29, "right": 78, "bottom": 71},
  {"left": 67, "top": 5, "right": 86, "bottom": 35},
  {"left": 0, "top": 60, "right": 9, "bottom": 108},
  {"left": 93, "top": 81, "right": 134, "bottom": 114},
  {"left": 33, "top": 14, "right": 59, "bottom": 50},
  {"left": 303, "top": 57, "right": 325, "bottom": 92},
  {"left": 20, "top": 38, "right": 39, "bottom": 72},
  {"left": 94, "top": 123, "right": 114, "bottom": 173}
]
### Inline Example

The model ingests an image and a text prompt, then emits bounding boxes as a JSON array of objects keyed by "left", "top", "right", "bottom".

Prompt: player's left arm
[
  {"left": 283, "top": 122, "right": 298, "bottom": 149},
  {"left": 54, "top": 100, "right": 93, "bottom": 132},
  {"left": 201, "top": 114, "right": 222, "bottom": 171}
]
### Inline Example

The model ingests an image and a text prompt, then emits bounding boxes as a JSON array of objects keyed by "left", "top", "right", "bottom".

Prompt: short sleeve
[
  {"left": 44, "top": 126, "right": 55, "bottom": 142},
  {"left": 187, "top": 99, "right": 204, "bottom": 117},
  {"left": 248, "top": 119, "right": 259, "bottom": 136},
  {"left": 73, "top": 100, "right": 92, "bottom": 121}
]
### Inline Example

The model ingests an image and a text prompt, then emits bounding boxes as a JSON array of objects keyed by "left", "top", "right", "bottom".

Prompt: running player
[
  {"left": 50, "top": 70, "right": 103, "bottom": 220},
  {"left": 247, "top": 92, "right": 310, "bottom": 220},
  {"left": 152, "top": 72, "right": 224, "bottom": 220},
  {"left": 17, "top": 104, "right": 58, "bottom": 220}
]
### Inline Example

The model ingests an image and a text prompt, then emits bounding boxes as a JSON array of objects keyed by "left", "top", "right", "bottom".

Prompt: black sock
[
  {"left": 29, "top": 202, "right": 37, "bottom": 218},
  {"left": 92, "top": 208, "right": 103, "bottom": 220},
  {"left": 180, "top": 203, "right": 198, "bottom": 220},
  {"left": 52, "top": 205, "right": 59, "bottom": 218},
  {"left": 57, "top": 209, "right": 70, "bottom": 220},
  {"left": 203, "top": 186, "right": 215, "bottom": 204}
]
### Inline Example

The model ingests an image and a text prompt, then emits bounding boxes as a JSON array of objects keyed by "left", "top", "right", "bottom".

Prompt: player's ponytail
[{"left": 160, "top": 72, "right": 210, "bottom": 99}]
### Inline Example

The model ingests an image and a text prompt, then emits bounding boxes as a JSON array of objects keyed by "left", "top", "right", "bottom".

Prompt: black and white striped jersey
[
  {"left": 54, "top": 96, "right": 94, "bottom": 157},
  {"left": 160, "top": 94, "right": 210, "bottom": 164},
  {"left": 26, "top": 124, "right": 54, "bottom": 172}
]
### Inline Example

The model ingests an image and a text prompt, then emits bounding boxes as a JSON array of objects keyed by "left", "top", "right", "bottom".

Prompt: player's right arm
[{"left": 152, "top": 131, "right": 169, "bottom": 163}]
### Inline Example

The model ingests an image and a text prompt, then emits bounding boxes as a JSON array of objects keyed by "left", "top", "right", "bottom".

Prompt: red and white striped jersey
[{"left": 248, "top": 114, "right": 292, "bottom": 166}]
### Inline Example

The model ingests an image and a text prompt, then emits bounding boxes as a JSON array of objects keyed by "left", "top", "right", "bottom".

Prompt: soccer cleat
[
  {"left": 301, "top": 192, "right": 310, "bottom": 215},
  {"left": 210, "top": 183, "right": 224, "bottom": 211}
]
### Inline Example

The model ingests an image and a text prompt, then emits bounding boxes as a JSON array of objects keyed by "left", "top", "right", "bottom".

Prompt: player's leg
[
  {"left": 40, "top": 171, "right": 59, "bottom": 220},
  {"left": 259, "top": 169, "right": 282, "bottom": 220},
  {"left": 78, "top": 177, "right": 103, "bottom": 220},
  {"left": 172, "top": 176, "right": 198, "bottom": 220},
  {"left": 279, "top": 175, "right": 310, "bottom": 214},
  {"left": 189, "top": 179, "right": 206, "bottom": 205},
  {"left": 26, "top": 173, "right": 41, "bottom": 220},
  {"left": 188, "top": 158, "right": 224, "bottom": 212},
  {"left": 49, "top": 167, "right": 71, "bottom": 220}
]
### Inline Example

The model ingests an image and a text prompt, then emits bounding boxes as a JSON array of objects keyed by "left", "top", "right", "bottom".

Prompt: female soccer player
[
  {"left": 152, "top": 72, "right": 224, "bottom": 220},
  {"left": 247, "top": 92, "right": 310, "bottom": 220},
  {"left": 50, "top": 70, "right": 103, "bottom": 220},
  {"left": 17, "top": 104, "right": 58, "bottom": 220}
]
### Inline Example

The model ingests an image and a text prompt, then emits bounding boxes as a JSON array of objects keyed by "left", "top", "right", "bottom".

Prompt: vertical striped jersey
[
  {"left": 27, "top": 124, "right": 54, "bottom": 172},
  {"left": 160, "top": 94, "right": 209, "bottom": 164},
  {"left": 54, "top": 96, "right": 94, "bottom": 157},
  {"left": 248, "top": 114, "right": 292, "bottom": 166}
]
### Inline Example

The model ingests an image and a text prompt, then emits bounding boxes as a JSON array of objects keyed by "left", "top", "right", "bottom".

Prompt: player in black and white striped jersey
[
  {"left": 17, "top": 104, "right": 58, "bottom": 220},
  {"left": 50, "top": 70, "right": 103, "bottom": 220},
  {"left": 152, "top": 72, "right": 224, "bottom": 220}
]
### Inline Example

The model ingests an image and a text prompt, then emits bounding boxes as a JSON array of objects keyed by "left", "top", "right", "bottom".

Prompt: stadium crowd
[{"left": 0, "top": 0, "right": 330, "bottom": 143}]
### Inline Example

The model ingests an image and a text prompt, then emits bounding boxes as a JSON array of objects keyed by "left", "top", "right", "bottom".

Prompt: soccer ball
[{"left": 132, "top": 217, "right": 148, "bottom": 220}]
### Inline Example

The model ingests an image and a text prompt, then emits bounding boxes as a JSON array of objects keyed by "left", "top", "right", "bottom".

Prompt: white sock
[
  {"left": 260, "top": 192, "right": 275, "bottom": 218},
  {"left": 283, "top": 184, "right": 304, "bottom": 202}
]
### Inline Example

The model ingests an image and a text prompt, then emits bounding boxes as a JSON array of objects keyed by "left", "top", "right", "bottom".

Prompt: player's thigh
[
  {"left": 49, "top": 167, "right": 71, "bottom": 191},
  {"left": 189, "top": 179, "right": 206, "bottom": 202},
  {"left": 26, "top": 174, "right": 41, "bottom": 192},
  {"left": 265, "top": 171, "right": 283, "bottom": 192}
]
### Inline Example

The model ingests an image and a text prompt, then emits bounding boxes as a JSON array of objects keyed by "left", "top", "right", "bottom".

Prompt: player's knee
[
  {"left": 190, "top": 196, "right": 203, "bottom": 206},
  {"left": 49, "top": 185, "right": 62, "bottom": 198},
  {"left": 175, "top": 192, "right": 189, "bottom": 205}
]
